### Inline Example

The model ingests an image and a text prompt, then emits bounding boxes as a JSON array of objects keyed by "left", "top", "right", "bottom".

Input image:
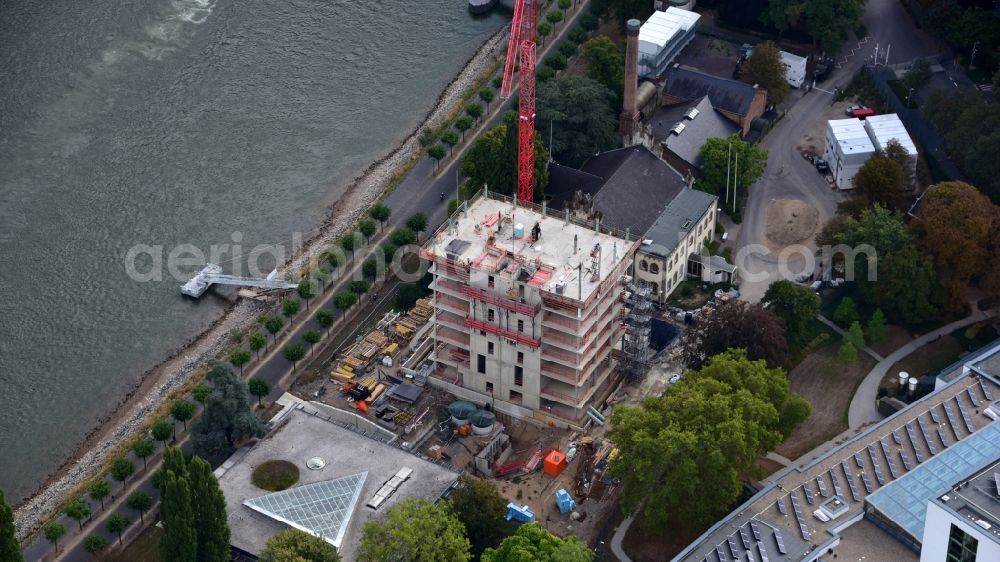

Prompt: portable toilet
[
  {"left": 505, "top": 503, "right": 535, "bottom": 523},
  {"left": 555, "top": 489, "right": 577, "bottom": 514},
  {"left": 544, "top": 450, "right": 568, "bottom": 477}
]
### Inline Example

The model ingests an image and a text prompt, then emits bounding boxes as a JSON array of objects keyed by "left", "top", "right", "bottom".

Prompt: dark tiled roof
[
  {"left": 545, "top": 163, "right": 605, "bottom": 211},
  {"left": 581, "top": 145, "right": 689, "bottom": 233},
  {"left": 642, "top": 188, "right": 717, "bottom": 258},
  {"left": 663, "top": 67, "right": 756, "bottom": 116},
  {"left": 651, "top": 96, "right": 739, "bottom": 168}
]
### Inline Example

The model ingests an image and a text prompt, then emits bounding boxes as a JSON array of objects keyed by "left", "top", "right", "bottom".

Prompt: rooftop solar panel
[
  {"left": 955, "top": 396, "right": 975, "bottom": 434},
  {"left": 803, "top": 482, "right": 815, "bottom": 505},
  {"left": 880, "top": 439, "right": 900, "bottom": 479},
  {"left": 918, "top": 416, "right": 938, "bottom": 455},
  {"left": 774, "top": 529, "right": 787, "bottom": 555},
  {"left": 981, "top": 380, "right": 993, "bottom": 401},
  {"left": 937, "top": 426, "right": 951, "bottom": 448},
  {"left": 929, "top": 406, "right": 940, "bottom": 424},
  {"left": 789, "top": 492, "right": 810, "bottom": 541},
  {"left": 829, "top": 470, "right": 843, "bottom": 497},
  {"left": 861, "top": 470, "right": 874, "bottom": 493},
  {"left": 727, "top": 536, "right": 740, "bottom": 559},
  {"left": 899, "top": 448, "right": 913, "bottom": 471},
  {"left": 943, "top": 402, "right": 961, "bottom": 439},
  {"left": 776, "top": 496, "right": 787, "bottom": 515},
  {"left": 854, "top": 452, "right": 864, "bottom": 469},
  {"left": 966, "top": 386, "right": 980, "bottom": 407},
  {"left": 716, "top": 545, "right": 727, "bottom": 562},
  {"left": 815, "top": 475, "right": 828, "bottom": 497},
  {"left": 842, "top": 460, "right": 862, "bottom": 501},
  {"left": 868, "top": 445, "right": 887, "bottom": 485},
  {"left": 757, "top": 541, "right": 770, "bottom": 562},
  {"left": 906, "top": 423, "right": 926, "bottom": 463},
  {"left": 892, "top": 430, "right": 902, "bottom": 445},
  {"left": 750, "top": 520, "right": 762, "bottom": 541},
  {"left": 739, "top": 526, "right": 753, "bottom": 550}
]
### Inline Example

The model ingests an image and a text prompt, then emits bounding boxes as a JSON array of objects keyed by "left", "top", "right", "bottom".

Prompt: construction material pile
[{"left": 395, "top": 298, "right": 432, "bottom": 340}]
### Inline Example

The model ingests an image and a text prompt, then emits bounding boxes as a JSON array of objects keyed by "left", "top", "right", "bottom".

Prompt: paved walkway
[
  {"left": 765, "top": 451, "right": 794, "bottom": 467},
  {"left": 817, "top": 315, "right": 885, "bottom": 362},
  {"left": 846, "top": 303, "right": 996, "bottom": 429}
]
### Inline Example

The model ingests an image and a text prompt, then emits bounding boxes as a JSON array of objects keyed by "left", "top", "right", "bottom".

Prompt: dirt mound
[{"left": 764, "top": 198, "right": 819, "bottom": 250}]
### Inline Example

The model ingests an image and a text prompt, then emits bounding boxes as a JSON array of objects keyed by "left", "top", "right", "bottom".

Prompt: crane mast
[{"left": 499, "top": 0, "right": 537, "bottom": 204}]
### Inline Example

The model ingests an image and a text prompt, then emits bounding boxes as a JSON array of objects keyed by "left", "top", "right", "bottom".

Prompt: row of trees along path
[{"left": 20, "top": 203, "right": 419, "bottom": 561}]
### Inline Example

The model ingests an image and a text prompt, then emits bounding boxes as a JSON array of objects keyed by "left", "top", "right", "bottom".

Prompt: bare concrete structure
[{"left": 421, "top": 190, "right": 639, "bottom": 428}]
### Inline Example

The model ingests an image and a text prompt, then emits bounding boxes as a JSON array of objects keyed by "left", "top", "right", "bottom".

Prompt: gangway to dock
[{"left": 181, "top": 263, "right": 298, "bottom": 298}]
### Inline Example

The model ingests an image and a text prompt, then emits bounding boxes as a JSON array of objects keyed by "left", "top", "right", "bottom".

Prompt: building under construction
[{"left": 420, "top": 189, "right": 640, "bottom": 429}]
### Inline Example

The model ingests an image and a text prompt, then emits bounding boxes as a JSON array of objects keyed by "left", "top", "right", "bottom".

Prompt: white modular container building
[
  {"left": 780, "top": 50, "right": 807, "bottom": 88},
  {"left": 824, "top": 118, "right": 876, "bottom": 190},
  {"left": 638, "top": 7, "right": 700, "bottom": 78}
]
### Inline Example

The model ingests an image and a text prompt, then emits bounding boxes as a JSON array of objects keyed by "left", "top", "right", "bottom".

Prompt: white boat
[{"left": 181, "top": 263, "right": 223, "bottom": 298}]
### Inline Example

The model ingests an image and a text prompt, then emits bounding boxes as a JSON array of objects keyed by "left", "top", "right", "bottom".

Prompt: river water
[{"left": 0, "top": 0, "right": 505, "bottom": 504}]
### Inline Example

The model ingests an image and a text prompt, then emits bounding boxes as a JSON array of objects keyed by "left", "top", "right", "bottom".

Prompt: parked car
[
  {"left": 813, "top": 58, "right": 833, "bottom": 81},
  {"left": 845, "top": 105, "right": 866, "bottom": 115},
  {"left": 795, "top": 272, "right": 815, "bottom": 284},
  {"left": 668, "top": 374, "right": 682, "bottom": 384},
  {"left": 815, "top": 158, "right": 830, "bottom": 173}
]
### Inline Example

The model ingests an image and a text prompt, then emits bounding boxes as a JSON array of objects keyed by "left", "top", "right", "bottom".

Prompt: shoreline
[{"left": 13, "top": 24, "right": 507, "bottom": 540}]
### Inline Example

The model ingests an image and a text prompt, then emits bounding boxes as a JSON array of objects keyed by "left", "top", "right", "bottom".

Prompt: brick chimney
[{"left": 620, "top": 18, "right": 641, "bottom": 139}]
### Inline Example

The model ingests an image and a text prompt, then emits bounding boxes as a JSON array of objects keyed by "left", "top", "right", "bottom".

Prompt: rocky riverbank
[{"left": 14, "top": 25, "right": 507, "bottom": 540}]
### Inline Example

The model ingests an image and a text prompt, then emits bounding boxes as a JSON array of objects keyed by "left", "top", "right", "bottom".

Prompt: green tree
[
  {"left": 866, "top": 308, "right": 888, "bottom": 343},
  {"left": 249, "top": 331, "right": 266, "bottom": 360},
  {"left": 163, "top": 446, "right": 188, "bottom": 481},
  {"left": 847, "top": 320, "right": 866, "bottom": 349},
  {"left": 152, "top": 418, "right": 174, "bottom": 446},
  {"left": 159, "top": 470, "right": 197, "bottom": 562},
  {"left": 316, "top": 308, "right": 335, "bottom": 334},
  {"left": 362, "top": 257, "right": 378, "bottom": 280},
  {"left": 358, "top": 498, "right": 470, "bottom": 562},
  {"left": 609, "top": 349, "right": 803, "bottom": 529},
  {"left": 762, "top": 280, "right": 821, "bottom": 347},
  {"left": 559, "top": 40, "right": 578, "bottom": 58},
  {"left": 396, "top": 282, "right": 429, "bottom": 311},
  {"left": 460, "top": 111, "right": 550, "bottom": 200},
  {"left": 126, "top": 491, "right": 152, "bottom": 524},
  {"left": 359, "top": 218, "right": 378, "bottom": 243},
  {"left": 544, "top": 53, "right": 568, "bottom": 71},
  {"left": 537, "top": 22, "right": 552, "bottom": 46},
  {"left": 297, "top": 280, "right": 316, "bottom": 310},
  {"left": 428, "top": 144, "right": 447, "bottom": 171},
  {"left": 803, "top": 0, "right": 865, "bottom": 53},
  {"left": 740, "top": 41, "right": 789, "bottom": 105},
  {"left": 838, "top": 339, "right": 858, "bottom": 366},
  {"left": 568, "top": 26, "right": 588, "bottom": 44},
  {"left": 369, "top": 203, "right": 392, "bottom": 231},
  {"left": 89, "top": 479, "right": 111, "bottom": 511},
  {"left": 43, "top": 522, "right": 66, "bottom": 554},
  {"left": 698, "top": 135, "right": 768, "bottom": 207},
  {"left": 333, "top": 291, "right": 358, "bottom": 319},
  {"left": 326, "top": 250, "right": 344, "bottom": 271},
  {"left": 492, "top": 75, "right": 504, "bottom": 90},
  {"left": 852, "top": 148, "right": 907, "bottom": 211},
  {"left": 193, "top": 383, "right": 211, "bottom": 403},
  {"left": 545, "top": 10, "right": 564, "bottom": 28},
  {"left": 582, "top": 36, "right": 624, "bottom": 104},
  {"left": 111, "top": 457, "right": 135, "bottom": 490},
  {"left": 264, "top": 315, "right": 284, "bottom": 343},
  {"left": 302, "top": 329, "right": 321, "bottom": 355},
  {"left": 380, "top": 242, "right": 398, "bottom": 263},
  {"left": 481, "top": 523, "right": 591, "bottom": 562},
  {"left": 478, "top": 87, "right": 495, "bottom": 111},
  {"left": 340, "top": 233, "right": 359, "bottom": 259},
  {"left": 228, "top": 348, "right": 252, "bottom": 375},
  {"left": 455, "top": 116, "right": 474, "bottom": 141},
  {"left": 465, "top": 103, "right": 484, "bottom": 124},
  {"left": 259, "top": 529, "right": 342, "bottom": 562},
  {"left": 558, "top": 0, "right": 572, "bottom": 15},
  {"left": 64, "top": 498, "right": 91, "bottom": 531},
  {"left": 281, "top": 297, "right": 301, "bottom": 320},
  {"left": 833, "top": 297, "right": 859, "bottom": 327},
  {"left": 83, "top": 534, "right": 110, "bottom": 556},
  {"left": 283, "top": 343, "right": 306, "bottom": 370},
  {"left": 188, "top": 456, "right": 231, "bottom": 562},
  {"left": 0, "top": 489, "right": 22, "bottom": 562},
  {"left": 106, "top": 513, "right": 129, "bottom": 545},
  {"left": 312, "top": 267, "right": 332, "bottom": 292},
  {"left": 441, "top": 130, "right": 459, "bottom": 156},
  {"left": 171, "top": 399, "right": 196, "bottom": 430},
  {"left": 406, "top": 212, "right": 429, "bottom": 233},
  {"left": 132, "top": 438, "right": 155, "bottom": 471},
  {"left": 903, "top": 58, "right": 933, "bottom": 91},
  {"left": 248, "top": 377, "right": 272, "bottom": 407},
  {"left": 446, "top": 475, "right": 515, "bottom": 559},
  {"left": 191, "top": 363, "right": 267, "bottom": 458},
  {"left": 579, "top": 14, "right": 597, "bottom": 32},
  {"left": 836, "top": 205, "right": 940, "bottom": 324},
  {"left": 390, "top": 228, "right": 417, "bottom": 246},
  {"left": 536, "top": 76, "right": 618, "bottom": 167},
  {"left": 349, "top": 279, "right": 371, "bottom": 295}
]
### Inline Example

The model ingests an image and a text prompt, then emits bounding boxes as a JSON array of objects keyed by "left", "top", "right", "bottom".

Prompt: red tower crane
[{"left": 499, "top": 0, "right": 537, "bottom": 203}]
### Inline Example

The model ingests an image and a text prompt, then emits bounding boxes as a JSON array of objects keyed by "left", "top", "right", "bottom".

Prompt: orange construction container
[
  {"left": 355, "top": 400, "right": 369, "bottom": 414},
  {"left": 543, "top": 450, "right": 567, "bottom": 477}
]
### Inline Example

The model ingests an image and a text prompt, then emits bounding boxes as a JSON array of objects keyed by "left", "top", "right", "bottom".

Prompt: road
[{"left": 735, "top": 0, "right": 955, "bottom": 303}]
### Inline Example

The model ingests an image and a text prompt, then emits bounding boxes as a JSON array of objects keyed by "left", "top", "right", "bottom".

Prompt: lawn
[
  {"left": 106, "top": 524, "right": 161, "bottom": 562},
  {"left": 776, "top": 341, "right": 877, "bottom": 462}
]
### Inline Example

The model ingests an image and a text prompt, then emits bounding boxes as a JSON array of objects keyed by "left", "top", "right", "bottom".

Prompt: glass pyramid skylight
[{"left": 244, "top": 471, "right": 367, "bottom": 547}]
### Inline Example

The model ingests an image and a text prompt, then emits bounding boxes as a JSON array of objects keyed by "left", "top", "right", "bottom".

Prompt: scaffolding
[{"left": 621, "top": 281, "right": 653, "bottom": 382}]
